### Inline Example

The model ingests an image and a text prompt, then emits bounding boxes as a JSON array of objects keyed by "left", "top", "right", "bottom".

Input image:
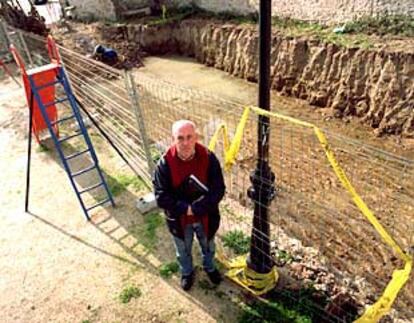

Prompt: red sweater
[{"left": 164, "top": 143, "right": 209, "bottom": 234}]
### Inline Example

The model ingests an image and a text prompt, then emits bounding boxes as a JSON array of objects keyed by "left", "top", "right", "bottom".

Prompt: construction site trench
[
  {"left": 1, "top": 16, "right": 413, "bottom": 323},
  {"left": 58, "top": 19, "right": 414, "bottom": 139}
]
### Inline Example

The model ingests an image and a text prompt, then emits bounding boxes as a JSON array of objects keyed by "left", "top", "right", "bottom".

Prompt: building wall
[
  {"left": 68, "top": 0, "right": 151, "bottom": 20},
  {"left": 176, "top": 0, "right": 414, "bottom": 23},
  {"left": 68, "top": 0, "right": 414, "bottom": 23},
  {"left": 69, "top": 0, "right": 117, "bottom": 21},
  {"left": 115, "top": 0, "right": 151, "bottom": 10}
]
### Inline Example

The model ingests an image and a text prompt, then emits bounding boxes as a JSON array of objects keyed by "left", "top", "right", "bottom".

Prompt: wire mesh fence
[
  {"left": 6, "top": 27, "right": 414, "bottom": 321},
  {"left": 134, "top": 71, "right": 414, "bottom": 320}
]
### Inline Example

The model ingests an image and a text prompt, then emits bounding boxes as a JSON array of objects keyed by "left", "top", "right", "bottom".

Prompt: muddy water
[
  {"left": 138, "top": 56, "right": 256, "bottom": 104},
  {"left": 137, "top": 55, "right": 413, "bottom": 159}
]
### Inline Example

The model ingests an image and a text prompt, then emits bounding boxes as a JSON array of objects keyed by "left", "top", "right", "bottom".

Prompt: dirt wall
[{"left": 122, "top": 20, "right": 414, "bottom": 137}]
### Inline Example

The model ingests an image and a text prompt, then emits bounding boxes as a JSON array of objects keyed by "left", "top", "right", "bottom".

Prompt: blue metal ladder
[{"left": 27, "top": 63, "right": 115, "bottom": 220}]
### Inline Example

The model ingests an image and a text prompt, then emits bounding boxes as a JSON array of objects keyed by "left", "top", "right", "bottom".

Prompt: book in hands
[
  {"left": 188, "top": 174, "right": 209, "bottom": 194},
  {"left": 177, "top": 174, "right": 209, "bottom": 203}
]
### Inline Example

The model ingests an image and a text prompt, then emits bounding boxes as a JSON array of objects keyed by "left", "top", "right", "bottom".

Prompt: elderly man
[{"left": 153, "top": 120, "right": 225, "bottom": 291}]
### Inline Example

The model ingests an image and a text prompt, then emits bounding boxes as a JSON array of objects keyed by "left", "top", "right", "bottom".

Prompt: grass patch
[
  {"left": 275, "top": 249, "right": 294, "bottom": 265},
  {"left": 239, "top": 300, "right": 312, "bottom": 323},
  {"left": 198, "top": 279, "right": 217, "bottom": 294},
  {"left": 36, "top": 144, "right": 50, "bottom": 153},
  {"left": 159, "top": 261, "right": 179, "bottom": 279},
  {"left": 345, "top": 15, "right": 414, "bottom": 37},
  {"left": 105, "top": 172, "right": 146, "bottom": 196},
  {"left": 238, "top": 288, "right": 331, "bottom": 323},
  {"left": 145, "top": 6, "right": 413, "bottom": 48},
  {"left": 222, "top": 230, "right": 250, "bottom": 255},
  {"left": 119, "top": 285, "right": 142, "bottom": 304},
  {"left": 150, "top": 145, "right": 163, "bottom": 163},
  {"left": 131, "top": 211, "right": 164, "bottom": 250}
]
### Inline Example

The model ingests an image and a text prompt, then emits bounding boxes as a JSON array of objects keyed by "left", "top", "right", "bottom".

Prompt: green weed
[
  {"left": 131, "top": 211, "right": 164, "bottom": 250},
  {"left": 222, "top": 230, "right": 250, "bottom": 255},
  {"left": 159, "top": 261, "right": 179, "bottom": 279},
  {"left": 345, "top": 15, "right": 414, "bottom": 37},
  {"left": 238, "top": 287, "right": 331, "bottom": 323},
  {"left": 275, "top": 249, "right": 294, "bottom": 265},
  {"left": 105, "top": 173, "right": 145, "bottom": 196},
  {"left": 150, "top": 146, "right": 162, "bottom": 163},
  {"left": 119, "top": 285, "right": 142, "bottom": 304},
  {"left": 198, "top": 279, "right": 217, "bottom": 295},
  {"left": 36, "top": 144, "right": 50, "bottom": 153}
]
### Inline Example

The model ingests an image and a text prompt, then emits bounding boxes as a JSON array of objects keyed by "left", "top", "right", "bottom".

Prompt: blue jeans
[{"left": 172, "top": 222, "right": 216, "bottom": 276}]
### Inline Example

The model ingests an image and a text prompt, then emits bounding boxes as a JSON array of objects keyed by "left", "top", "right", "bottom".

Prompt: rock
[{"left": 325, "top": 292, "right": 359, "bottom": 320}]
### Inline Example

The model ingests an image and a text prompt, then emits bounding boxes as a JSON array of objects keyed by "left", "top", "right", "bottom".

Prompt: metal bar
[
  {"left": 1, "top": 21, "right": 12, "bottom": 47},
  {"left": 18, "top": 31, "right": 33, "bottom": 67},
  {"left": 44, "top": 97, "right": 69, "bottom": 108},
  {"left": 71, "top": 164, "right": 96, "bottom": 177},
  {"left": 86, "top": 198, "right": 111, "bottom": 212},
  {"left": 36, "top": 80, "right": 60, "bottom": 91},
  {"left": 51, "top": 114, "right": 76, "bottom": 126},
  {"left": 79, "top": 182, "right": 104, "bottom": 194},
  {"left": 124, "top": 70, "right": 155, "bottom": 175},
  {"left": 65, "top": 148, "right": 90, "bottom": 160},
  {"left": 25, "top": 91, "right": 34, "bottom": 213},
  {"left": 58, "top": 130, "right": 82, "bottom": 143}
]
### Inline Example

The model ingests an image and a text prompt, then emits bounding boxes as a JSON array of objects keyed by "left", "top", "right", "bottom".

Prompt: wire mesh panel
[
  {"left": 264, "top": 119, "right": 413, "bottom": 320},
  {"left": 61, "top": 53, "right": 152, "bottom": 184}
]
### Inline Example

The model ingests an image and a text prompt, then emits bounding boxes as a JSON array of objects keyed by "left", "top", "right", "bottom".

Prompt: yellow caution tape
[
  {"left": 208, "top": 108, "right": 250, "bottom": 171},
  {"left": 216, "top": 252, "right": 279, "bottom": 295},
  {"left": 209, "top": 106, "right": 412, "bottom": 322},
  {"left": 354, "top": 260, "right": 412, "bottom": 323},
  {"left": 208, "top": 122, "right": 229, "bottom": 152}
]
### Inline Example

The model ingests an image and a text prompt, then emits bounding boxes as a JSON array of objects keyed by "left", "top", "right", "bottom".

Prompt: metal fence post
[
  {"left": 124, "top": 70, "right": 155, "bottom": 176},
  {"left": 0, "top": 21, "right": 11, "bottom": 46},
  {"left": 18, "top": 31, "right": 34, "bottom": 67}
]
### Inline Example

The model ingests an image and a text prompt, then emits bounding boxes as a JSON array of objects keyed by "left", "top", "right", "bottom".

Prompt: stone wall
[{"left": 175, "top": 0, "right": 414, "bottom": 24}]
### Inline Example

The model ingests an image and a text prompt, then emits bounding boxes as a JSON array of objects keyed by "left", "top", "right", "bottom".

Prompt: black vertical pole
[
  {"left": 25, "top": 91, "right": 34, "bottom": 213},
  {"left": 247, "top": 0, "right": 275, "bottom": 274}
]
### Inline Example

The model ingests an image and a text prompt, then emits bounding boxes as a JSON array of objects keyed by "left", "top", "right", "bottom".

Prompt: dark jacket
[{"left": 153, "top": 146, "right": 225, "bottom": 240}]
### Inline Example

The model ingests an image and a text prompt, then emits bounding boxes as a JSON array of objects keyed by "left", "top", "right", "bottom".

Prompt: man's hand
[{"left": 187, "top": 205, "right": 193, "bottom": 216}]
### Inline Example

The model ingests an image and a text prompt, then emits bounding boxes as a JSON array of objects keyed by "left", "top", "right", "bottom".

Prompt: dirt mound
[{"left": 54, "top": 22, "right": 143, "bottom": 69}]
